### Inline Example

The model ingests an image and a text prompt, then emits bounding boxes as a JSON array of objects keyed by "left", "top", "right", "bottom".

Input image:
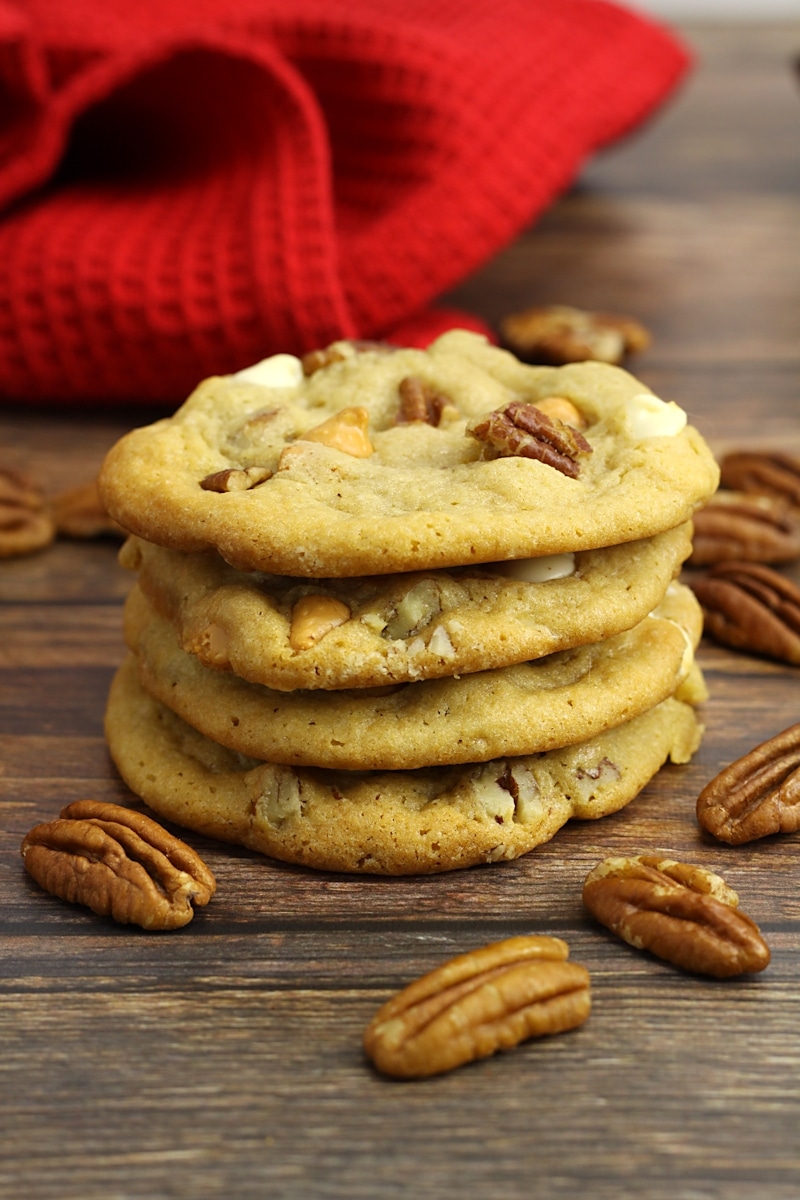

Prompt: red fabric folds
[{"left": 0, "top": 0, "right": 689, "bottom": 405}]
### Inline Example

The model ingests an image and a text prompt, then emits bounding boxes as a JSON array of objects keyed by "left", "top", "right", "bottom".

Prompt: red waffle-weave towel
[{"left": 0, "top": 0, "right": 689, "bottom": 405}]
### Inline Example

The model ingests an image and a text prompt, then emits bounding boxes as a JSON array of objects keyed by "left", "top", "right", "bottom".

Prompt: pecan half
[
  {"left": 719, "top": 451, "right": 800, "bottom": 516},
  {"left": 500, "top": 304, "right": 650, "bottom": 366},
  {"left": 696, "top": 723, "right": 800, "bottom": 844},
  {"left": 0, "top": 466, "right": 55, "bottom": 558},
  {"left": 583, "top": 855, "right": 770, "bottom": 977},
  {"left": 200, "top": 465, "right": 272, "bottom": 492},
  {"left": 689, "top": 561, "right": 800, "bottom": 664},
  {"left": 467, "top": 401, "right": 592, "bottom": 479},
  {"left": 395, "top": 376, "right": 453, "bottom": 426},
  {"left": 690, "top": 491, "right": 800, "bottom": 565},
  {"left": 21, "top": 801, "right": 216, "bottom": 930},
  {"left": 363, "top": 935, "right": 590, "bottom": 1079},
  {"left": 50, "top": 479, "right": 125, "bottom": 539}
]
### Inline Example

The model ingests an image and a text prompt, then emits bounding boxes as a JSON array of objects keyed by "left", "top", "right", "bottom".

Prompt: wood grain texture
[{"left": 2, "top": 21, "right": 800, "bottom": 1200}]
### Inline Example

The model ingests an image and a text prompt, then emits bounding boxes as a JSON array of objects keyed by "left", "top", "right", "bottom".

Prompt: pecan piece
[
  {"left": 467, "top": 401, "right": 592, "bottom": 479},
  {"left": 200, "top": 465, "right": 272, "bottom": 492},
  {"left": 21, "top": 801, "right": 216, "bottom": 930},
  {"left": 0, "top": 466, "right": 55, "bottom": 558},
  {"left": 395, "top": 376, "right": 453, "bottom": 426},
  {"left": 500, "top": 304, "right": 650, "bottom": 366},
  {"left": 50, "top": 479, "right": 125, "bottom": 539},
  {"left": 719, "top": 451, "right": 800, "bottom": 517},
  {"left": 583, "top": 855, "right": 770, "bottom": 977},
  {"left": 696, "top": 722, "right": 800, "bottom": 844},
  {"left": 690, "top": 491, "right": 800, "bottom": 566},
  {"left": 363, "top": 935, "right": 590, "bottom": 1079},
  {"left": 689, "top": 561, "right": 800, "bottom": 664}
]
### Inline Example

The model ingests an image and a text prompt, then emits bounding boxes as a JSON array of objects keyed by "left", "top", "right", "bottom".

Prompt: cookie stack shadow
[{"left": 99, "top": 331, "right": 719, "bottom": 874}]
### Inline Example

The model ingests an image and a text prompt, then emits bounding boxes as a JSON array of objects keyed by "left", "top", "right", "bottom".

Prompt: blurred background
[{"left": 634, "top": 1, "right": 798, "bottom": 14}]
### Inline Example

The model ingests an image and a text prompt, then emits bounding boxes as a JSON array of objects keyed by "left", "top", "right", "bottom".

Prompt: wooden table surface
[{"left": 2, "top": 20, "right": 799, "bottom": 1200}]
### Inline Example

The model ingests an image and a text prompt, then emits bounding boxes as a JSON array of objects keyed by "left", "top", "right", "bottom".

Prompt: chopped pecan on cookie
[
  {"left": 21, "top": 801, "right": 216, "bottom": 930},
  {"left": 0, "top": 466, "right": 55, "bottom": 558},
  {"left": 500, "top": 304, "right": 651, "bottom": 366},
  {"left": 363, "top": 936, "right": 590, "bottom": 1078},
  {"left": 467, "top": 400, "right": 592, "bottom": 478},
  {"left": 395, "top": 376, "right": 455, "bottom": 426},
  {"left": 200, "top": 466, "right": 273, "bottom": 492},
  {"left": 583, "top": 854, "right": 770, "bottom": 977}
]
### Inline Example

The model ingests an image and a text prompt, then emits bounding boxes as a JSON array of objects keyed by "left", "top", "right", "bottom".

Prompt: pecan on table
[
  {"left": 467, "top": 401, "right": 592, "bottom": 479},
  {"left": 583, "top": 855, "right": 770, "bottom": 978},
  {"left": 689, "top": 561, "right": 800, "bottom": 664},
  {"left": 50, "top": 478, "right": 125, "bottom": 539},
  {"left": 21, "top": 801, "right": 216, "bottom": 930},
  {"left": 719, "top": 451, "right": 800, "bottom": 517},
  {"left": 0, "top": 466, "right": 55, "bottom": 558},
  {"left": 696, "top": 722, "right": 800, "bottom": 844},
  {"left": 499, "top": 304, "right": 651, "bottom": 366},
  {"left": 363, "top": 935, "right": 590, "bottom": 1079},
  {"left": 690, "top": 491, "right": 800, "bottom": 566}
]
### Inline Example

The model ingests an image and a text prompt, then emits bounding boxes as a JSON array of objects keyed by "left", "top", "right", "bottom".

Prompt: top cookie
[{"left": 99, "top": 331, "right": 719, "bottom": 577}]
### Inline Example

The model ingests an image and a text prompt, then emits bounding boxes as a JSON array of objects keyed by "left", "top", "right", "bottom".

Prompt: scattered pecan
[
  {"left": 395, "top": 376, "right": 453, "bottom": 426},
  {"left": 200, "top": 465, "right": 272, "bottom": 492},
  {"left": 690, "top": 561, "right": 800, "bottom": 664},
  {"left": 696, "top": 722, "right": 800, "bottom": 844},
  {"left": 583, "top": 855, "right": 770, "bottom": 978},
  {"left": 50, "top": 479, "right": 125, "bottom": 539},
  {"left": 0, "top": 466, "right": 55, "bottom": 558},
  {"left": 719, "top": 451, "right": 800, "bottom": 517},
  {"left": 467, "top": 401, "right": 592, "bottom": 479},
  {"left": 363, "top": 935, "right": 590, "bottom": 1079},
  {"left": 690, "top": 491, "right": 800, "bottom": 566},
  {"left": 21, "top": 800, "right": 216, "bottom": 930},
  {"left": 500, "top": 304, "right": 650, "bottom": 366}
]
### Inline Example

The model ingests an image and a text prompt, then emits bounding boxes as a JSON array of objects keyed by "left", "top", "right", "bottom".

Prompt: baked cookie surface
[
  {"left": 123, "top": 523, "right": 692, "bottom": 690},
  {"left": 124, "top": 581, "right": 703, "bottom": 771},
  {"left": 99, "top": 331, "right": 719, "bottom": 577},
  {"left": 105, "top": 656, "right": 704, "bottom": 875}
]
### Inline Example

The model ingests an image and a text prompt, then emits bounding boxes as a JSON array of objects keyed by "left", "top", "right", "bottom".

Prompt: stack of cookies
[{"left": 98, "top": 330, "right": 719, "bottom": 874}]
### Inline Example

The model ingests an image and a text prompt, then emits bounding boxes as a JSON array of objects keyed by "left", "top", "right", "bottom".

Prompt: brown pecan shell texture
[
  {"left": 583, "top": 855, "right": 770, "bottom": 978},
  {"left": 697, "top": 723, "right": 800, "bottom": 845},
  {"left": 363, "top": 935, "right": 590, "bottom": 1079},
  {"left": 21, "top": 801, "right": 216, "bottom": 930},
  {"left": 690, "top": 561, "right": 800, "bottom": 665}
]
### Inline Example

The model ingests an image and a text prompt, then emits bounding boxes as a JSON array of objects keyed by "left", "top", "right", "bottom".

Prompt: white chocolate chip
[
  {"left": 624, "top": 393, "right": 687, "bottom": 439},
  {"left": 233, "top": 354, "right": 304, "bottom": 388},
  {"left": 490, "top": 553, "right": 576, "bottom": 582}
]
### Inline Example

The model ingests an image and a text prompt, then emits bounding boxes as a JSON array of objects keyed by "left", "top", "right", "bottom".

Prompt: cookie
[
  {"left": 123, "top": 581, "right": 703, "bottom": 771},
  {"left": 121, "top": 522, "right": 693, "bottom": 690},
  {"left": 104, "top": 655, "right": 704, "bottom": 875},
  {"left": 99, "top": 331, "right": 719, "bottom": 577}
]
